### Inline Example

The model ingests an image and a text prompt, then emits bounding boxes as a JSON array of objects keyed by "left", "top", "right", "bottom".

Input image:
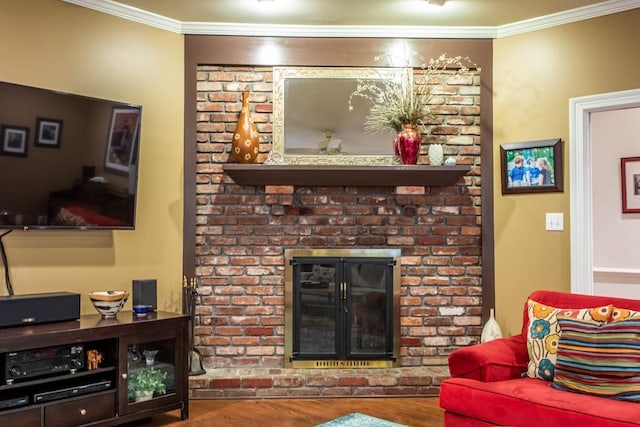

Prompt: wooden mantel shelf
[{"left": 222, "top": 164, "right": 470, "bottom": 187}]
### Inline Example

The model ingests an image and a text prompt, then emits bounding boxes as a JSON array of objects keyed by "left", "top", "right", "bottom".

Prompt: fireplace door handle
[{"left": 340, "top": 281, "right": 348, "bottom": 312}]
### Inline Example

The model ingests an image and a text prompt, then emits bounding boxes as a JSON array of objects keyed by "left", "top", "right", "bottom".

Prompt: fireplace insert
[{"left": 284, "top": 249, "right": 401, "bottom": 368}]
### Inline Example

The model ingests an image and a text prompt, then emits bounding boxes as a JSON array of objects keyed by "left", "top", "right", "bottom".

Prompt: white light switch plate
[{"left": 545, "top": 213, "right": 564, "bottom": 231}]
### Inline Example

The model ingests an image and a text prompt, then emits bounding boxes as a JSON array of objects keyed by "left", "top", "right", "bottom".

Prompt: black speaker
[
  {"left": 0, "top": 292, "right": 80, "bottom": 328},
  {"left": 132, "top": 279, "right": 157, "bottom": 311}
]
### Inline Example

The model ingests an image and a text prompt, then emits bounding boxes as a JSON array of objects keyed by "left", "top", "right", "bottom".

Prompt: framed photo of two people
[{"left": 500, "top": 138, "right": 563, "bottom": 195}]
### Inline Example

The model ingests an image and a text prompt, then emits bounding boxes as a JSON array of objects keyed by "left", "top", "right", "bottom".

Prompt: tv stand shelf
[{"left": 0, "top": 312, "right": 189, "bottom": 426}]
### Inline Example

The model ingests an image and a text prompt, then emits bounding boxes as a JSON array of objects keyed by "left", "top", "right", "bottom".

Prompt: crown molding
[
  {"left": 63, "top": 0, "right": 640, "bottom": 39},
  {"left": 62, "top": 0, "right": 183, "bottom": 33},
  {"left": 180, "top": 22, "right": 497, "bottom": 39},
  {"left": 496, "top": 0, "right": 640, "bottom": 37}
]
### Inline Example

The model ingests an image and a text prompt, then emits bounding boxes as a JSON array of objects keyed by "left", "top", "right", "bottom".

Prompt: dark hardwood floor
[{"left": 134, "top": 397, "right": 444, "bottom": 427}]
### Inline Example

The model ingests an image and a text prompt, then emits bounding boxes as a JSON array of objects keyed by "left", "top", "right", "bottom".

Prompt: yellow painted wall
[
  {"left": 0, "top": 0, "right": 184, "bottom": 314},
  {"left": 493, "top": 9, "right": 640, "bottom": 335},
  {"left": 2, "top": 1, "right": 638, "bottom": 334}
]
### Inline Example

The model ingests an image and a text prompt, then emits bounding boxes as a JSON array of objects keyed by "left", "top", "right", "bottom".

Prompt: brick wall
[{"left": 191, "top": 65, "right": 482, "bottom": 396}]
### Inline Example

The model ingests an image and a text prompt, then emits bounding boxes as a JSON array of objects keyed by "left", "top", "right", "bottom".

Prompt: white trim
[
  {"left": 62, "top": 0, "right": 183, "bottom": 33},
  {"left": 180, "top": 22, "right": 496, "bottom": 39},
  {"left": 496, "top": 0, "right": 640, "bottom": 38},
  {"left": 62, "top": 0, "right": 640, "bottom": 38},
  {"left": 569, "top": 88, "right": 640, "bottom": 295}
]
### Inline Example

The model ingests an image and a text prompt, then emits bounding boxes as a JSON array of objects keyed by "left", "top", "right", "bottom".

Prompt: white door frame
[{"left": 569, "top": 88, "right": 640, "bottom": 294}]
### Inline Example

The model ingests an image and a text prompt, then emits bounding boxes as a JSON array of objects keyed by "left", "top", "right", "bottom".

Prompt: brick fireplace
[{"left": 188, "top": 64, "right": 483, "bottom": 398}]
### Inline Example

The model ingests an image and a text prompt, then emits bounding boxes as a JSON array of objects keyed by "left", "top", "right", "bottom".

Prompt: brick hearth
[
  {"left": 192, "top": 65, "right": 482, "bottom": 397},
  {"left": 189, "top": 366, "right": 448, "bottom": 398}
]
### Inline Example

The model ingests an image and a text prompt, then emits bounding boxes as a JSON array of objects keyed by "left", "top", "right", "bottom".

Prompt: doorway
[{"left": 570, "top": 88, "right": 640, "bottom": 297}]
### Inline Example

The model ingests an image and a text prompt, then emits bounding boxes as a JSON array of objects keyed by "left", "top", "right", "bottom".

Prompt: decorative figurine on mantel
[
  {"left": 428, "top": 143, "right": 444, "bottom": 166},
  {"left": 231, "top": 91, "right": 260, "bottom": 163}
]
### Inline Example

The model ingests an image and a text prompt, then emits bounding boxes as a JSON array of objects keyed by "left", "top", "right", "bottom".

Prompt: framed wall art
[
  {"left": 0, "top": 125, "right": 29, "bottom": 157},
  {"left": 500, "top": 138, "right": 563, "bottom": 195},
  {"left": 35, "top": 117, "right": 63, "bottom": 148},
  {"left": 104, "top": 107, "right": 141, "bottom": 176},
  {"left": 621, "top": 156, "right": 640, "bottom": 213}
]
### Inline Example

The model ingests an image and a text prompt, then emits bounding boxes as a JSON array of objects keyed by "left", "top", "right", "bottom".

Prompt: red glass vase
[{"left": 397, "top": 124, "right": 421, "bottom": 165}]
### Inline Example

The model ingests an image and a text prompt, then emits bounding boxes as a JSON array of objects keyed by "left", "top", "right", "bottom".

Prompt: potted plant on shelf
[
  {"left": 348, "top": 53, "right": 479, "bottom": 165},
  {"left": 127, "top": 367, "right": 167, "bottom": 402}
]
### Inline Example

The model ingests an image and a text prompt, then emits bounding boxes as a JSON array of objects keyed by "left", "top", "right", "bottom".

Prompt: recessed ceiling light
[{"left": 424, "top": 0, "right": 447, "bottom": 5}]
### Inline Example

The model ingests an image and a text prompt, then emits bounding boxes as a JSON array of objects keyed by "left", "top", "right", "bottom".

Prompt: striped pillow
[
  {"left": 552, "top": 316, "right": 640, "bottom": 401},
  {"left": 525, "top": 299, "right": 611, "bottom": 381}
]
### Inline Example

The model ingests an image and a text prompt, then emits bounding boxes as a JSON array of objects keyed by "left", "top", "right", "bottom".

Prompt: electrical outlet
[{"left": 545, "top": 213, "right": 564, "bottom": 231}]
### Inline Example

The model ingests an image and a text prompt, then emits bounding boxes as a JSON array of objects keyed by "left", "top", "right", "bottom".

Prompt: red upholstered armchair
[
  {"left": 447, "top": 334, "right": 528, "bottom": 382},
  {"left": 439, "top": 290, "right": 640, "bottom": 427}
]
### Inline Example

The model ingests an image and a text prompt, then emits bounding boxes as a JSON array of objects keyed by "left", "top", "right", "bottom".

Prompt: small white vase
[
  {"left": 481, "top": 308, "right": 503, "bottom": 343},
  {"left": 143, "top": 349, "right": 159, "bottom": 366},
  {"left": 428, "top": 144, "right": 444, "bottom": 166}
]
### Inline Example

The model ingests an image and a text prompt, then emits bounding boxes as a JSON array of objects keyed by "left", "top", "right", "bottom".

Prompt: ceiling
[{"left": 65, "top": 0, "right": 640, "bottom": 38}]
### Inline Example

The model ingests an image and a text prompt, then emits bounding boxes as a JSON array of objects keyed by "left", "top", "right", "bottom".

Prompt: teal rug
[{"left": 316, "top": 413, "right": 408, "bottom": 427}]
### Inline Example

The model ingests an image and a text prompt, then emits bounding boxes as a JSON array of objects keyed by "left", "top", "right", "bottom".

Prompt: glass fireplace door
[
  {"left": 290, "top": 256, "right": 395, "bottom": 364},
  {"left": 347, "top": 259, "right": 394, "bottom": 359},
  {"left": 292, "top": 258, "right": 341, "bottom": 360}
]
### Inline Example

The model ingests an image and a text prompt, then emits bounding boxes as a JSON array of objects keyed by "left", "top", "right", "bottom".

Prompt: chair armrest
[{"left": 448, "top": 334, "right": 528, "bottom": 382}]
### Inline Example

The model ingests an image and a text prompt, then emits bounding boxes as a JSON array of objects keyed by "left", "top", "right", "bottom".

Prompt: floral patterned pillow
[
  {"left": 526, "top": 299, "right": 612, "bottom": 381},
  {"left": 611, "top": 306, "right": 640, "bottom": 322}
]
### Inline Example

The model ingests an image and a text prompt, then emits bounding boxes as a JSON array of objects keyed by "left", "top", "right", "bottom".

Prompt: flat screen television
[{"left": 0, "top": 81, "right": 142, "bottom": 230}]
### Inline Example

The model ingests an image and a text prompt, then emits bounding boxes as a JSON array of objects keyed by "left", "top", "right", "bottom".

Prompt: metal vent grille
[
  {"left": 289, "top": 359, "right": 394, "bottom": 369},
  {"left": 316, "top": 360, "right": 371, "bottom": 368}
]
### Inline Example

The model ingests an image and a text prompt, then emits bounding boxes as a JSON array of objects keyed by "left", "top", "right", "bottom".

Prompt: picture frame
[
  {"left": 500, "top": 138, "right": 563, "bottom": 195},
  {"left": 35, "top": 117, "right": 63, "bottom": 148},
  {"left": 0, "top": 125, "right": 29, "bottom": 157},
  {"left": 104, "top": 107, "right": 141, "bottom": 176},
  {"left": 620, "top": 156, "right": 640, "bottom": 213}
]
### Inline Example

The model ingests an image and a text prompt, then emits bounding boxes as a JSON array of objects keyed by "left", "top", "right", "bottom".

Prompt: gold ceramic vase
[{"left": 232, "top": 91, "right": 259, "bottom": 163}]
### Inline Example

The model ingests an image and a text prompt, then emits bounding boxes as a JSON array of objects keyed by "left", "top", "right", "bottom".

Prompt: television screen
[{"left": 0, "top": 81, "right": 142, "bottom": 230}]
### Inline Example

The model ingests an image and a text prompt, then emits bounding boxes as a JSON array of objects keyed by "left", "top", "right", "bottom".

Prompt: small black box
[
  {"left": 0, "top": 292, "right": 80, "bottom": 328},
  {"left": 132, "top": 279, "right": 157, "bottom": 311}
]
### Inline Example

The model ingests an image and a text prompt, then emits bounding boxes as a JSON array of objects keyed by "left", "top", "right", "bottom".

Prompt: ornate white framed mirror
[{"left": 269, "top": 66, "right": 407, "bottom": 165}]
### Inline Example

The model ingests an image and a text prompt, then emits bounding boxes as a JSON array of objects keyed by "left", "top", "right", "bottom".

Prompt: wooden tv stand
[{"left": 0, "top": 311, "right": 189, "bottom": 426}]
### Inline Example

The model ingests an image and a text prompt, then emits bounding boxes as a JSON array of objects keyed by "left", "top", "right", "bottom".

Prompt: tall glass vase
[
  {"left": 232, "top": 91, "right": 259, "bottom": 163},
  {"left": 397, "top": 124, "right": 421, "bottom": 165}
]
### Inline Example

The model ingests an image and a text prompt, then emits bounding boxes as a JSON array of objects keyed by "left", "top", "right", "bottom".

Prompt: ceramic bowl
[{"left": 88, "top": 290, "right": 129, "bottom": 318}]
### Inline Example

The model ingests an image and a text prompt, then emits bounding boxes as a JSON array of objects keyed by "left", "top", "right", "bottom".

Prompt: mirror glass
[{"left": 270, "top": 67, "right": 405, "bottom": 165}]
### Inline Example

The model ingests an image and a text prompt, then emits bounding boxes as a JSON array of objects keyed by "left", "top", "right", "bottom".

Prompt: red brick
[
  {"left": 211, "top": 378, "right": 241, "bottom": 388},
  {"left": 337, "top": 377, "right": 366, "bottom": 387},
  {"left": 273, "top": 377, "right": 304, "bottom": 388},
  {"left": 245, "top": 327, "right": 274, "bottom": 336},
  {"left": 242, "top": 378, "right": 274, "bottom": 388}
]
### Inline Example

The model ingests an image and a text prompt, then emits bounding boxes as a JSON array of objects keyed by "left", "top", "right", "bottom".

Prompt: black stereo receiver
[
  {"left": 4, "top": 344, "right": 84, "bottom": 384},
  {"left": 34, "top": 379, "right": 112, "bottom": 403}
]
